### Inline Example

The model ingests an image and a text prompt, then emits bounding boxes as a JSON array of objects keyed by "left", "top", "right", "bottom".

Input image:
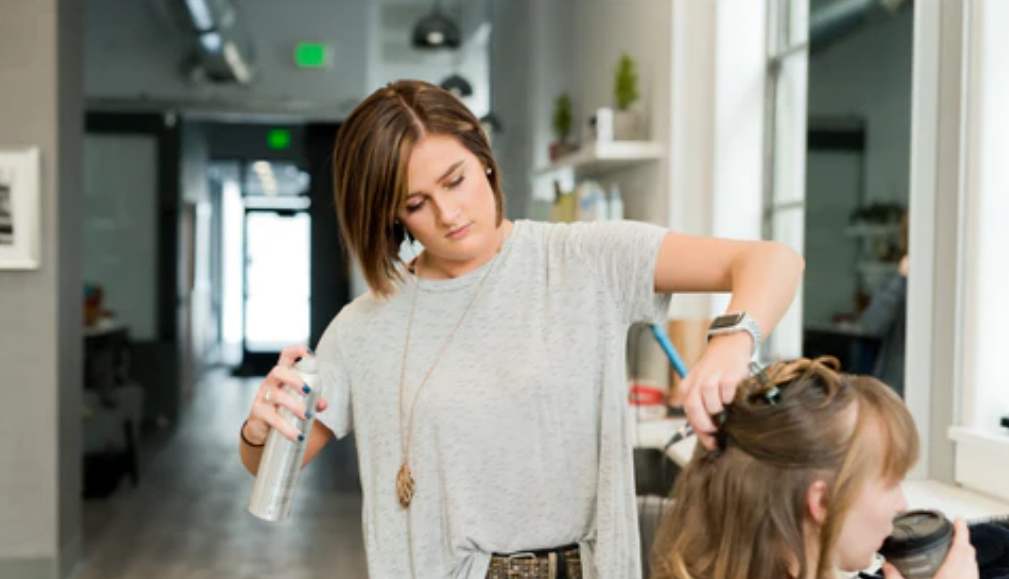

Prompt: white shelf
[{"left": 533, "top": 140, "right": 665, "bottom": 177}]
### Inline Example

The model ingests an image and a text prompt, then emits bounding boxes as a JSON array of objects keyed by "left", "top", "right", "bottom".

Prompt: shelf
[
  {"left": 533, "top": 140, "right": 665, "bottom": 177},
  {"left": 844, "top": 223, "right": 902, "bottom": 237},
  {"left": 857, "top": 261, "right": 899, "bottom": 276}
]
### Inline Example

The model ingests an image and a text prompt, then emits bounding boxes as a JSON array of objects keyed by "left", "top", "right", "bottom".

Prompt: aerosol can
[{"left": 248, "top": 356, "right": 320, "bottom": 522}]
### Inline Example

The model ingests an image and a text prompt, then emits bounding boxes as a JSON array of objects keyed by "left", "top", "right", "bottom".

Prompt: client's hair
[{"left": 650, "top": 357, "right": 919, "bottom": 579}]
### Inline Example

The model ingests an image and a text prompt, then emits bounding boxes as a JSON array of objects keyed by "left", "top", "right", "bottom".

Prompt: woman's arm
[{"left": 654, "top": 232, "right": 805, "bottom": 449}]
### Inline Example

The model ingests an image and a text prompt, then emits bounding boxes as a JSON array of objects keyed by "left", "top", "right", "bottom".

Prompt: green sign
[
  {"left": 267, "top": 129, "right": 291, "bottom": 150},
  {"left": 295, "top": 43, "right": 328, "bottom": 68}
]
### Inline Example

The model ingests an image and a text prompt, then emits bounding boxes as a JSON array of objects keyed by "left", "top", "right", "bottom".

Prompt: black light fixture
[
  {"left": 440, "top": 73, "right": 473, "bottom": 98},
  {"left": 412, "top": 0, "right": 461, "bottom": 49}
]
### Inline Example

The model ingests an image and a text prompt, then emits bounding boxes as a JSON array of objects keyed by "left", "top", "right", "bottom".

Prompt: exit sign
[
  {"left": 295, "top": 43, "right": 329, "bottom": 68},
  {"left": 267, "top": 129, "right": 291, "bottom": 150}
]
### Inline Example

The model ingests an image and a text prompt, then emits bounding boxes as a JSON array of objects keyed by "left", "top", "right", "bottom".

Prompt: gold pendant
[{"left": 396, "top": 463, "right": 416, "bottom": 509}]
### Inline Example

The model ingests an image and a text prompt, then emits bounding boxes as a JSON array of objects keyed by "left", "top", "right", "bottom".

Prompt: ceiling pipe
[
  {"left": 169, "top": 0, "right": 256, "bottom": 84},
  {"left": 810, "top": 0, "right": 910, "bottom": 52}
]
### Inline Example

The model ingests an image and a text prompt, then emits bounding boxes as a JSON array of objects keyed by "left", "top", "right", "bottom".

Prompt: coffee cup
[{"left": 878, "top": 510, "right": 953, "bottom": 579}]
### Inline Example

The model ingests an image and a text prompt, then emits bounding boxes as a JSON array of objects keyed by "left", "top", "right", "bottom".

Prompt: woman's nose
[{"left": 432, "top": 194, "right": 461, "bottom": 225}]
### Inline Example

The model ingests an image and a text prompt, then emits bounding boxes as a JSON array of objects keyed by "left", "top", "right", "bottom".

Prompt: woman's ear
[{"left": 806, "top": 480, "right": 829, "bottom": 525}]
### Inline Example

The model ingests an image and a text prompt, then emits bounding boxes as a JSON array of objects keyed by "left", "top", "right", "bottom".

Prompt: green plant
[
  {"left": 552, "top": 93, "right": 573, "bottom": 143},
  {"left": 614, "top": 53, "right": 640, "bottom": 111}
]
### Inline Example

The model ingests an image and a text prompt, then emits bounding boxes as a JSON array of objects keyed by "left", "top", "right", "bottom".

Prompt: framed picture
[{"left": 0, "top": 147, "right": 41, "bottom": 270}]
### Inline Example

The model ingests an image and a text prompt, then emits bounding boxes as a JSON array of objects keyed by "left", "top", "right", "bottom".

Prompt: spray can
[{"left": 248, "top": 356, "right": 320, "bottom": 522}]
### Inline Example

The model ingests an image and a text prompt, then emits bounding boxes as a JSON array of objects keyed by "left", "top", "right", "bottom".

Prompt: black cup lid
[{"left": 880, "top": 510, "right": 953, "bottom": 555}]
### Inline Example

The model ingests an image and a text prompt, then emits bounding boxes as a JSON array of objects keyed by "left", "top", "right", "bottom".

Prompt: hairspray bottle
[{"left": 248, "top": 356, "right": 320, "bottom": 522}]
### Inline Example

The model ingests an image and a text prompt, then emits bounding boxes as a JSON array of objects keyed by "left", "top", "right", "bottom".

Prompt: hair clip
[{"left": 749, "top": 362, "right": 781, "bottom": 406}]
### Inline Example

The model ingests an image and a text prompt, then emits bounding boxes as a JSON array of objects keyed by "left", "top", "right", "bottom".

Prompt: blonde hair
[{"left": 650, "top": 357, "right": 919, "bottom": 579}]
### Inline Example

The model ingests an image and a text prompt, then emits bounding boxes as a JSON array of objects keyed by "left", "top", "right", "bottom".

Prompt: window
[{"left": 762, "top": 0, "right": 809, "bottom": 360}]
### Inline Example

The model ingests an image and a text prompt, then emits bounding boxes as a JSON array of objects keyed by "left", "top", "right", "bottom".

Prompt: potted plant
[
  {"left": 613, "top": 52, "right": 643, "bottom": 140},
  {"left": 550, "top": 92, "right": 575, "bottom": 161}
]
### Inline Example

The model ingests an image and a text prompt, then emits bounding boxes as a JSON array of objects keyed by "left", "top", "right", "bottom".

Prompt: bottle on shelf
[{"left": 608, "top": 184, "right": 624, "bottom": 221}]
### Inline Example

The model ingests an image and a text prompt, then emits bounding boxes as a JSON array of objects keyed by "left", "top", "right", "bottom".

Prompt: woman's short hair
[
  {"left": 332, "top": 80, "right": 504, "bottom": 297},
  {"left": 650, "top": 357, "right": 920, "bottom": 579}
]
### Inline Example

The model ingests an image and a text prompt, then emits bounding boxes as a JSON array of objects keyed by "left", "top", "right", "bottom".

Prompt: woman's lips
[{"left": 446, "top": 223, "right": 471, "bottom": 239}]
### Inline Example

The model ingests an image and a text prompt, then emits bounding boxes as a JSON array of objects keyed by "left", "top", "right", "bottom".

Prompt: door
[{"left": 241, "top": 208, "right": 312, "bottom": 372}]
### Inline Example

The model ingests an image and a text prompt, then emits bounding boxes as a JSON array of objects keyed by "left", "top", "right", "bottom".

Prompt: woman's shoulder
[{"left": 318, "top": 289, "right": 401, "bottom": 346}]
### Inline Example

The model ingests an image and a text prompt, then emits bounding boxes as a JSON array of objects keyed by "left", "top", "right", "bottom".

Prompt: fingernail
[
  {"left": 302, "top": 384, "right": 311, "bottom": 394},
  {"left": 298, "top": 434, "right": 305, "bottom": 442},
  {"left": 305, "top": 411, "right": 313, "bottom": 419}
]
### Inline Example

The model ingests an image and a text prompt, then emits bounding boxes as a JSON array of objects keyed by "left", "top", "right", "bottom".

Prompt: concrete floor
[{"left": 76, "top": 370, "right": 368, "bottom": 579}]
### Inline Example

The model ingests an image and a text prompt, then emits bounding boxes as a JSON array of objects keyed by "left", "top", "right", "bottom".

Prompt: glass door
[{"left": 242, "top": 208, "right": 311, "bottom": 368}]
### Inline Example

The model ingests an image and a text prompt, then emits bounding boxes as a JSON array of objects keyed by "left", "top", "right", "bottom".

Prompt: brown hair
[
  {"left": 332, "top": 80, "right": 504, "bottom": 297},
  {"left": 650, "top": 357, "right": 919, "bottom": 579}
]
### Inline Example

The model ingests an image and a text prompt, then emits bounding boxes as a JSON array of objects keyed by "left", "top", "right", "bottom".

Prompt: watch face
[{"left": 711, "top": 313, "right": 746, "bottom": 329}]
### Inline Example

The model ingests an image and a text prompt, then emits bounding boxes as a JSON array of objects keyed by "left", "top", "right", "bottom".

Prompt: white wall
[
  {"left": 950, "top": 0, "right": 1009, "bottom": 503},
  {"left": 491, "top": 0, "right": 672, "bottom": 225}
]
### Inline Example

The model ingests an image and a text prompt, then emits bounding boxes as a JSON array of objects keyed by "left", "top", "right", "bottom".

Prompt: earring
[{"left": 486, "top": 166, "right": 493, "bottom": 175}]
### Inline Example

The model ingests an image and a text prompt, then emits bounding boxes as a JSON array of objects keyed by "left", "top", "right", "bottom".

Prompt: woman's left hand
[{"left": 680, "top": 332, "right": 753, "bottom": 450}]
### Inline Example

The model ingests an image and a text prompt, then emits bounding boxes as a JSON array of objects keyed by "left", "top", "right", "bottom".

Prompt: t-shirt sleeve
[
  {"left": 313, "top": 321, "right": 353, "bottom": 439},
  {"left": 566, "top": 220, "right": 673, "bottom": 325}
]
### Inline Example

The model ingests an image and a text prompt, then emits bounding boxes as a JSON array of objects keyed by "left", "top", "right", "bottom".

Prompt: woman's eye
[
  {"left": 446, "top": 174, "right": 465, "bottom": 188},
  {"left": 406, "top": 200, "right": 425, "bottom": 213}
]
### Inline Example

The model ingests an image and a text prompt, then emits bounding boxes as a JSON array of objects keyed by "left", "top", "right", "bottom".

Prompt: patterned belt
[{"left": 486, "top": 545, "right": 582, "bottom": 579}]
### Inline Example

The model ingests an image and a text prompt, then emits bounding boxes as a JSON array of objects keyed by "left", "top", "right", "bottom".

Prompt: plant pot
[
  {"left": 590, "top": 107, "right": 646, "bottom": 142},
  {"left": 613, "top": 110, "right": 644, "bottom": 140},
  {"left": 549, "top": 141, "right": 576, "bottom": 161}
]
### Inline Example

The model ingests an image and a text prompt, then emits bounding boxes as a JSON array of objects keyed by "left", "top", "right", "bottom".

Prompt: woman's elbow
[{"left": 767, "top": 241, "right": 805, "bottom": 278}]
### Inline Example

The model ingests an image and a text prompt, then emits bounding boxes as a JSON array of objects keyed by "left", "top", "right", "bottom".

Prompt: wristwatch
[{"left": 707, "top": 312, "right": 762, "bottom": 358}]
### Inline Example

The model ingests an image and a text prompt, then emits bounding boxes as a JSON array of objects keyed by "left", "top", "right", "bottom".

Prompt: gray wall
[
  {"left": 85, "top": 0, "right": 490, "bottom": 118},
  {"left": 84, "top": 0, "right": 369, "bottom": 114},
  {"left": 808, "top": 7, "right": 914, "bottom": 205},
  {"left": 804, "top": 7, "right": 914, "bottom": 322},
  {"left": 0, "top": 0, "right": 84, "bottom": 577}
]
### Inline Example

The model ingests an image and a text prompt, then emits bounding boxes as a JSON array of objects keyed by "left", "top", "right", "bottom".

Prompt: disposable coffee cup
[{"left": 878, "top": 510, "right": 953, "bottom": 579}]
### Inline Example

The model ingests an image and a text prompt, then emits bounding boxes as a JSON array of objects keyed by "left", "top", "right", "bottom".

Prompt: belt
[{"left": 486, "top": 545, "right": 581, "bottom": 579}]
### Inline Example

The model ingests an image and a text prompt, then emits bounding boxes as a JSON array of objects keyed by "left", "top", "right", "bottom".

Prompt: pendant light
[{"left": 412, "top": 0, "right": 461, "bottom": 49}]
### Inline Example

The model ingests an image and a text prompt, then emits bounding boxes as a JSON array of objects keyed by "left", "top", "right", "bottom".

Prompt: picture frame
[{"left": 0, "top": 147, "right": 41, "bottom": 270}]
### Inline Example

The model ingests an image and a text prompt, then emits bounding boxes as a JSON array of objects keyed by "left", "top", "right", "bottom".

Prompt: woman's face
[
  {"left": 833, "top": 472, "right": 908, "bottom": 571},
  {"left": 398, "top": 133, "right": 499, "bottom": 272}
]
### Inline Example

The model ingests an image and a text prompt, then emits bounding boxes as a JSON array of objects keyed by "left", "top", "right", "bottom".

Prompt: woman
[
  {"left": 650, "top": 357, "right": 977, "bottom": 579},
  {"left": 861, "top": 211, "right": 910, "bottom": 397},
  {"left": 238, "top": 80, "right": 804, "bottom": 579}
]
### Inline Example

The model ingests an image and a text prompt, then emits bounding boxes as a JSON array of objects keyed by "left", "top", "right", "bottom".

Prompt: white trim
[
  {"left": 904, "top": 0, "right": 968, "bottom": 483},
  {"left": 666, "top": 0, "right": 716, "bottom": 319},
  {"left": 949, "top": 427, "right": 1009, "bottom": 503}
]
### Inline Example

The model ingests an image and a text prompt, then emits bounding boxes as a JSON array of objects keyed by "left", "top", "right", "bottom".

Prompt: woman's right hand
[
  {"left": 242, "top": 345, "right": 329, "bottom": 445},
  {"left": 882, "top": 518, "right": 978, "bottom": 579}
]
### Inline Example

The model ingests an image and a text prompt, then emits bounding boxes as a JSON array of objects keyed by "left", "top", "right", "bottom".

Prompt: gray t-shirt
[{"left": 315, "top": 219, "right": 672, "bottom": 579}]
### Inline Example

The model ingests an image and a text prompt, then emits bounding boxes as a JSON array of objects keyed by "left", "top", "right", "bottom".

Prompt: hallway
[{"left": 75, "top": 370, "right": 368, "bottom": 579}]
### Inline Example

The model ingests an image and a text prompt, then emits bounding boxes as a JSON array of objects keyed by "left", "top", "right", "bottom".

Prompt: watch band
[{"left": 706, "top": 312, "right": 762, "bottom": 357}]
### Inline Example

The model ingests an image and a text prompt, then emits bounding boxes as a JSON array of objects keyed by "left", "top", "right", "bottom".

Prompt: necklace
[{"left": 396, "top": 234, "right": 504, "bottom": 509}]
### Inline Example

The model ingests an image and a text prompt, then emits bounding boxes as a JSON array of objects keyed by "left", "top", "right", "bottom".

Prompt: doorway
[{"left": 211, "top": 159, "right": 313, "bottom": 375}]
